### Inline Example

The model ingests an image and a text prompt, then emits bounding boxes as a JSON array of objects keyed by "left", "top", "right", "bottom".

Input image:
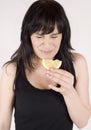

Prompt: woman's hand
[
  {"left": 46, "top": 54, "right": 91, "bottom": 128},
  {"left": 46, "top": 68, "right": 75, "bottom": 96}
]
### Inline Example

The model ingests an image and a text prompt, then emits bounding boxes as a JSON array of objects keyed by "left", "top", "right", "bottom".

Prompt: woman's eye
[
  {"left": 51, "top": 36, "right": 58, "bottom": 38},
  {"left": 36, "top": 36, "right": 43, "bottom": 38}
]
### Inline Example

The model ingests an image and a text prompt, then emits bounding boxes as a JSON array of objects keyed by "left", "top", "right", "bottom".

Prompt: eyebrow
[
  {"left": 35, "top": 32, "right": 60, "bottom": 35},
  {"left": 51, "top": 33, "right": 60, "bottom": 35}
]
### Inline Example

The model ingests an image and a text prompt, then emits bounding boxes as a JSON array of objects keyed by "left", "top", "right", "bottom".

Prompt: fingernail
[{"left": 46, "top": 74, "right": 51, "bottom": 78}]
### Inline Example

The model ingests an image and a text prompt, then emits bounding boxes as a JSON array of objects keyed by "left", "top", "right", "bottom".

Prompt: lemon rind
[{"left": 42, "top": 59, "right": 62, "bottom": 69}]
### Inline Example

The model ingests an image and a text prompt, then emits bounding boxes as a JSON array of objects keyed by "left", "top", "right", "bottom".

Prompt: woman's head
[
  {"left": 20, "top": 0, "right": 72, "bottom": 61},
  {"left": 11, "top": 0, "right": 74, "bottom": 71},
  {"left": 10, "top": 0, "right": 76, "bottom": 85}
]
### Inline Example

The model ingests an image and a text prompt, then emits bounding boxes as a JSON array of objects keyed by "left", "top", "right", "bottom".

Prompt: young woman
[{"left": 0, "top": 0, "right": 90, "bottom": 130}]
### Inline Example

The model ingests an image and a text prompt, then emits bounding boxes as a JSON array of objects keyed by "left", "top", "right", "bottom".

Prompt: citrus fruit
[{"left": 42, "top": 59, "right": 62, "bottom": 69}]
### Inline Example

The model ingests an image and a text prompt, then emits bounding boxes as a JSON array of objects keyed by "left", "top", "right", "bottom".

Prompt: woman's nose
[{"left": 42, "top": 37, "right": 52, "bottom": 47}]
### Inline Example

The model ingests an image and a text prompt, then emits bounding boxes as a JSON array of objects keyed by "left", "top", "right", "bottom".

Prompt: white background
[{"left": 0, "top": 0, "right": 91, "bottom": 130}]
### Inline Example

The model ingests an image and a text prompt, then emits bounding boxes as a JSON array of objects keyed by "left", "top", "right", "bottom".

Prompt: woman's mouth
[{"left": 40, "top": 50, "right": 53, "bottom": 55}]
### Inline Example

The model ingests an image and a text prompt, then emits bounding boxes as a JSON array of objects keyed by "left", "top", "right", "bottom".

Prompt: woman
[{"left": 0, "top": 0, "right": 90, "bottom": 130}]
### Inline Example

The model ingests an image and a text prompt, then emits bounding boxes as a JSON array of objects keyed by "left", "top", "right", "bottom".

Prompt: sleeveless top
[{"left": 14, "top": 65, "right": 74, "bottom": 130}]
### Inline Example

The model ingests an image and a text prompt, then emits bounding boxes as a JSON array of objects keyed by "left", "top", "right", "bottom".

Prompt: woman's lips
[{"left": 40, "top": 50, "right": 53, "bottom": 54}]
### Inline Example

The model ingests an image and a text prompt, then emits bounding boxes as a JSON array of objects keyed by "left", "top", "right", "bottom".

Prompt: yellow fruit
[{"left": 42, "top": 59, "right": 62, "bottom": 69}]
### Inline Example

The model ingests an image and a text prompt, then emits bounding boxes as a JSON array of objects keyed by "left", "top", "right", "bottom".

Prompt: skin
[
  {"left": 31, "top": 26, "right": 62, "bottom": 60},
  {"left": 0, "top": 26, "right": 91, "bottom": 130}
]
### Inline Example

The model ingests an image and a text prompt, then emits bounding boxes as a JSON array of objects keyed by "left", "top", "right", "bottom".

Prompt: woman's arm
[
  {"left": 64, "top": 53, "right": 91, "bottom": 128},
  {"left": 46, "top": 53, "right": 91, "bottom": 128},
  {"left": 0, "top": 63, "right": 16, "bottom": 130}
]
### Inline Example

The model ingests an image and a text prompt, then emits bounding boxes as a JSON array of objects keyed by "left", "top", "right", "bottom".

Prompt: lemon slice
[{"left": 42, "top": 59, "right": 62, "bottom": 69}]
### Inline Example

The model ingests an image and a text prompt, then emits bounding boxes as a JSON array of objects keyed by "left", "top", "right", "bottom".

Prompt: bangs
[
  {"left": 34, "top": 19, "right": 57, "bottom": 35},
  {"left": 29, "top": 3, "right": 64, "bottom": 35},
  {"left": 30, "top": 16, "right": 63, "bottom": 35}
]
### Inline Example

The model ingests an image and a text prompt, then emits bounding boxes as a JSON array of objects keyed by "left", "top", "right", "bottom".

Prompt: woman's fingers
[
  {"left": 50, "top": 68, "right": 73, "bottom": 78},
  {"left": 48, "top": 84, "right": 66, "bottom": 94},
  {"left": 46, "top": 68, "right": 75, "bottom": 95},
  {"left": 46, "top": 68, "right": 74, "bottom": 86}
]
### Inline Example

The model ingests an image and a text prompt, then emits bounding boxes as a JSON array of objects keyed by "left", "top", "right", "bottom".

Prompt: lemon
[{"left": 42, "top": 59, "right": 62, "bottom": 69}]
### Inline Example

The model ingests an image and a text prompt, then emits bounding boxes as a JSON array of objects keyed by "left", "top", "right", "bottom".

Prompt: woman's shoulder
[
  {"left": 72, "top": 52, "right": 86, "bottom": 61},
  {"left": 1, "top": 62, "right": 17, "bottom": 78},
  {"left": 72, "top": 52, "right": 87, "bottom": 64},
  {"left": 72, "top": 52, "right": 88, "bottom": 78},
  {"left": 0, "top": 62, "right": 17, "bottom": 90}
]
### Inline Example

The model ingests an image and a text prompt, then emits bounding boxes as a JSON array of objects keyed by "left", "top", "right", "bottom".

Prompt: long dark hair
[{"left": 7, "top": 0, "right": 76, "bottom": 86}]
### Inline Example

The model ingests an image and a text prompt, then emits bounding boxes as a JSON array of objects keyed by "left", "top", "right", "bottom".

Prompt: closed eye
[
  {"left": 51, "top": 35, "right": 59, "bottom": 38},
  {"left": 36, "top": 36, "right": 43, "bottom": 38},
  {"left": 51, "top": 36, "right": 58, "bottom": 38},
  {"left": 35, "top": 35, "right": 43, "bottom": 38},
  {"left": 50, "top": 33, "right": 60, "bottom": 38}
]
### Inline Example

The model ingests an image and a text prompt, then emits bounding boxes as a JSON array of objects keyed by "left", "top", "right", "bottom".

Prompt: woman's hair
[{"left": 7, "top": 0, "right": 76, "bottom": 86}]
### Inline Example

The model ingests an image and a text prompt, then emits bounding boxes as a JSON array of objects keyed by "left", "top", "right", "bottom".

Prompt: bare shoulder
[
  {"left": 1, "top": 62, "right": 17, "bottom": 77},
  {"left": 72, "top": 52, "right": 87, "bottom": 64},
  {"left": 0, "top": 62, "right": 17, "bottom": 91},
  {"left": 72, "top": 52, "right": 88, "bottom": 78}
]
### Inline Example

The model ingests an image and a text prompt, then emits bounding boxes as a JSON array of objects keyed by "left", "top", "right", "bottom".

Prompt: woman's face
[{"left": 31, "top": 26, "right": 62, "bottom": 60}]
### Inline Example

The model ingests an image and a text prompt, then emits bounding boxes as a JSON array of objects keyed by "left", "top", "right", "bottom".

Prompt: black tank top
[{"left": 14, "top": 66, "right": 73, "bottom": 130}]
